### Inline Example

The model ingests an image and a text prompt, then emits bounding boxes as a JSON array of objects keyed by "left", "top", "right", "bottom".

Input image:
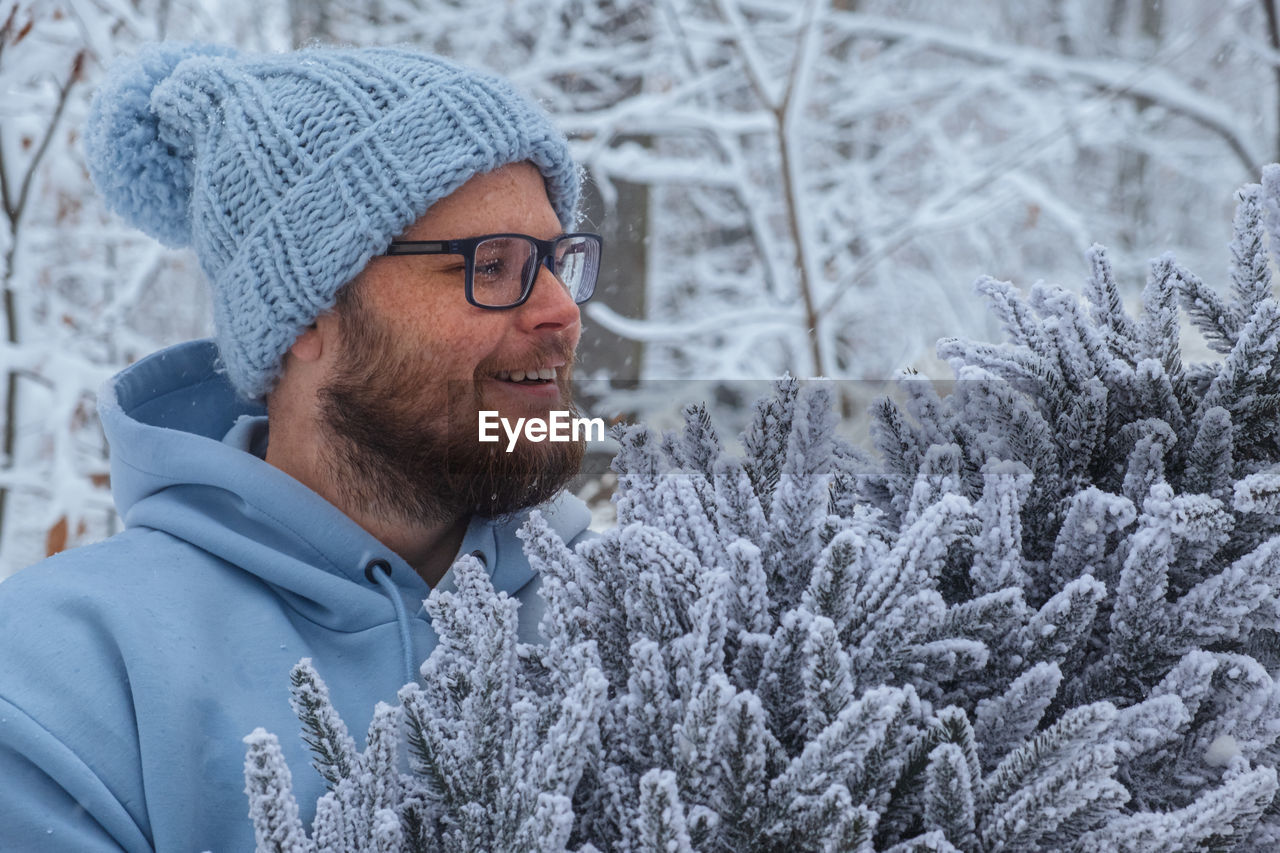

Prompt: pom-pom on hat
[{"left": 84, "top": 43, "right": 581, "bottom": 400}]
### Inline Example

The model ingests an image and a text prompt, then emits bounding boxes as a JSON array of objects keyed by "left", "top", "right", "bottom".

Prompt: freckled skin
[
  {"left": 356, "top": 162, "right": 581, "bottom": 391},
  {"left": 266, "top": 162, "right": 584, "bottom": 584}
]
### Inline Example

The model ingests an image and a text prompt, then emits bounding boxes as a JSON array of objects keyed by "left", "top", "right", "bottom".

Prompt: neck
[
  {"left": 264, "top": 421, "right": 467, "bottom": 589},
  {"left": 338, "top": 502, "right": 468, "bottom": 589}
]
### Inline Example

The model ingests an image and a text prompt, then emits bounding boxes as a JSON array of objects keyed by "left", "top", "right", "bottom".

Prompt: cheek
[
  {"left": 360, "top": 269, "right": 514, "bottom": 377},
  {"left": 402, "top": 313, "right": 506, "bottom": 377}
]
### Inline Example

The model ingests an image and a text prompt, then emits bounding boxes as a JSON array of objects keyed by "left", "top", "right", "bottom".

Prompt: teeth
[{"left": 496, "top": 367, "right": 558, "bottom": 382}]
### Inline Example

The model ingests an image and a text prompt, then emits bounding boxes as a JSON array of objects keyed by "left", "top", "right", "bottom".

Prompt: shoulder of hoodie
[
  {"left": 0, "top": 528, "right": 255, "bottom": 848},
  {"left": 0, "top": 529, "right": 247, "bottom": 774},
  {"left": 0, "top": 511, "right": 602, "bottom": 636},
  {"left": 1, "top": 525, "right": 252, "bottom": 615},
  {"left": 0, "top": 492, "right": 604, "bottom": 648},
  {"left": 0, "top": 526, "right": 263, "bottom": 680}
]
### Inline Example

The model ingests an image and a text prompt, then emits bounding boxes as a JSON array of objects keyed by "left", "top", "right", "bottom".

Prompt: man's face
[{"left": 316, "top": 163, "right": 586, "bottom": 526}]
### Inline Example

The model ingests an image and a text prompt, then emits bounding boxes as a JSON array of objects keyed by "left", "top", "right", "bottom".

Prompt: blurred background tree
[{"left": 0, "top": 0, "right": 1274, "bottom": 575}]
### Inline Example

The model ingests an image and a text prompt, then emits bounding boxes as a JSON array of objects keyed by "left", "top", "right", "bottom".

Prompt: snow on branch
[{"left": 828, "top": 11, "right": 1264, "bottom": 173}]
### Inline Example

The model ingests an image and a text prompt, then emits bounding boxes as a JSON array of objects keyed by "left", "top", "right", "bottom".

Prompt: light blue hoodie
[{"left": 0, "top": 339, "right": 592, "bottom": 851}]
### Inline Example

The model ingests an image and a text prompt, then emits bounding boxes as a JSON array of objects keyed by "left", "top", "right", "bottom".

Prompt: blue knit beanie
[{"left": 84, "top": 43, "right": 580, "bottom": 400}]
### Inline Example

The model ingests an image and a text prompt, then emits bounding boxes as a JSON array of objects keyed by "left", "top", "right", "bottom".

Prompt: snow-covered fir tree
[{"left": 244, "top": 166, "right": 1280, "bottom": 851}]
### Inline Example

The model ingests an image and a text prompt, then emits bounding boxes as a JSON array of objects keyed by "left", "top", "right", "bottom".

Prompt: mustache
[{"left": 475, "top": 336, "right": 577, "bottom": 378}]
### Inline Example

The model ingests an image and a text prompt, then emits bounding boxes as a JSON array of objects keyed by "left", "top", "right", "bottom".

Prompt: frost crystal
[{"left": 245, "top": 171, "right": 1280, "bottom": 851}]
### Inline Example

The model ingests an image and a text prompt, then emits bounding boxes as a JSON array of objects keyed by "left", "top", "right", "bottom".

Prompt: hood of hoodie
[{"left": 98, "top": 338, "right": 593, "bottom": 632}]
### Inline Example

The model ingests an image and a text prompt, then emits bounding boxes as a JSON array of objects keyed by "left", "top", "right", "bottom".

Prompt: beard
[{"left": 316, "top": 287, "right": 585, "bottom": 528}]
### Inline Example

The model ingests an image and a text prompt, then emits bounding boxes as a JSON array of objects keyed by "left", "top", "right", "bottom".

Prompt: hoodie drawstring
[{"left": 364, "top": 559, "right": 416, "bottom": 687}]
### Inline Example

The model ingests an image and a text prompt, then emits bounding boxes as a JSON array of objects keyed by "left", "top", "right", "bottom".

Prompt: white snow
[{"left": 1204, "top": 734, "right": 1242, "bottom": 768}]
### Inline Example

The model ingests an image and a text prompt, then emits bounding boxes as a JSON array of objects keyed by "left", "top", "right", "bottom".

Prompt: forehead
[{"left": 399, "top": 162, "right": 562, "bottom": 241}]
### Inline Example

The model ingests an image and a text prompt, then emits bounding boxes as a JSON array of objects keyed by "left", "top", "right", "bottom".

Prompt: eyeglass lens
[{"left": 472, "top": 236, "right": 599, "bottom": 307}]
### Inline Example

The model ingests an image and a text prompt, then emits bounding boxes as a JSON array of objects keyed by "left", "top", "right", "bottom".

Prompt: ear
[
  {"left": 290, "top": 310, "right": 339, "bottom": 363},
  {"left": 289, "top": 324, "right": 324, "bottom": 362}
]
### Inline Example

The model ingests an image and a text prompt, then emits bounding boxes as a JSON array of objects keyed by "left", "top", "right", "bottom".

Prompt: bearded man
[{"left": 0, "top": 43, "right": 600, "bottom": 850}]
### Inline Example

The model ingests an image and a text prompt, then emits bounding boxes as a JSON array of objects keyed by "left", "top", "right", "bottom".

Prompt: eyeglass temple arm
[{"left": 386, "top": 240, "right": 452, "bottom": 255}]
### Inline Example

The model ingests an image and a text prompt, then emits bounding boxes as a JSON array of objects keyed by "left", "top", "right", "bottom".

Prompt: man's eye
[{"left": 476, "top": 260, "right": 505, "bottom": 279}]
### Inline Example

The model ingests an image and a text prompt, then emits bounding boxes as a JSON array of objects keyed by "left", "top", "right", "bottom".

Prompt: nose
[{"left": 518, "top": 260, "right": 581, "bottom": 334}]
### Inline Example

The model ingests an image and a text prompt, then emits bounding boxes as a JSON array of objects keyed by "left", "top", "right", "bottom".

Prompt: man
[{"left": 0, "top": 43, "right": 600, "bottom": 850}]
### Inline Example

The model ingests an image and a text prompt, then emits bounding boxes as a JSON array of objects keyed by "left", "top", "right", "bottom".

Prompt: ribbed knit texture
[{"left": 84, "top": 43, "right": 580, "bottom": 400}]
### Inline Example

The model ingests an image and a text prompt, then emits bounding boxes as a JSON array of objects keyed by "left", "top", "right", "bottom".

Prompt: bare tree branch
[
  {"left": 0, "top": 3, "right": 21, "bottom": 223},
  {"left": 777, "top": 0, "right": 826, "bottom": 375},
  {"left": 830, "top": 10, "right": 1262, "bottom": 175},
  {"left": 0, "top": 48, "right": 87, "bottom": 552},
  {"left": 1262, "top": 0, "right": 1280, "bottom": 161},
  {"left": 10, "top": 51, "right": 85, "bottom": 244}
]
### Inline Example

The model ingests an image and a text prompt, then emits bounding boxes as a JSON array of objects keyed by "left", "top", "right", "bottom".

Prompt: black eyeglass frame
[{"left": 385, "top": 232, "right": 603, "bottom": 310}]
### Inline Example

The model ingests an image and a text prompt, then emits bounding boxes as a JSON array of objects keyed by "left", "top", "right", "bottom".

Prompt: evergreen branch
[
  {"left": 245, "top": 170, "right": 1280, "bottom": 847},
  {"left": 289, "top": 660, "right": 358, "bottom": 792}
]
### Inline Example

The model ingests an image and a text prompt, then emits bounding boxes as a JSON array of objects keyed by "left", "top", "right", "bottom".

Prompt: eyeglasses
[{"left": 385, "top": 232, "right": 603, "bottom": 309}]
